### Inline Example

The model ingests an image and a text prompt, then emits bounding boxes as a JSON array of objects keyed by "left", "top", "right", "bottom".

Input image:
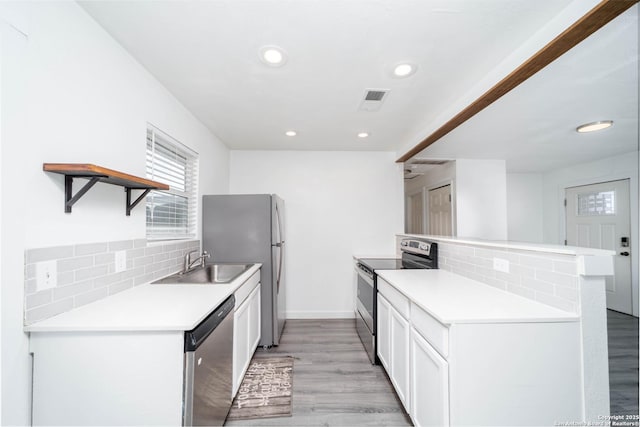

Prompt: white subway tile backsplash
[
  {"left": 75, "top": 288, "right": 109, "bottom": 306},
  {"left": 24, "top": 238, "right": 200, "bottom": 325},
  {"left": 108, "top": 240, "right": 134, "bottom": 251},
  {"left": 133, "top": 239, "right": 147, "bottom": 248},
  {"left": 26, "top": 298, "right": 74, "bottom": 324},
  {"left": 145, "top": 245, "right": 163, "bottom": 256},
  {"left": 553, "top": 260, "right": 578, "bottom": 275},
  {"left": 108, "top": 279, "right": 134, "bottom": 295},
  {"left": 535, "top": 292, "right": 577, "bottom": 313},
  {"left": 519, "top": 254, "right": 554, "bottom": 270},
  {"left": 75, "top": 265, "right": 109, "bottom": 282},
  {"left": 57, "top": 256, "right": 94, "bottom": 272},
  {"left": 53, "top": 279, "right": 94, "bottom": 301},
  {"left": 536, "top": 269, "right": 577, "bottom": 289},
  {"left": 75, "top": 242, "right": 108, "bottom": 256},
  {"left": 26, "top": 289, "right": 52, "bottom": 309},
  {"left": 506, "top": 283, "right": 536, "bottom": 300},
  {"left": 521, "top": 276, "right": 555, "bottom": 295},
  {"left": 126, "top": 247, "right": 146, "bottom": 259},
  {"left": 94, "top": 253, "right": 115, "bottom": 265},
  {"left": 426, "top": 240, "right": 581, "bottom": 313},
  {"left": 57, "top": 271, "right": 75, "bottom": 286},
  {"left": 26, "top": 246, "right": 74, "bottom": 263}
]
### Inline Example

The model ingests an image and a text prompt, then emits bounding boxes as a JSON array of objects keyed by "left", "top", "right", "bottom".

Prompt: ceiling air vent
[
  {"left": 359, "top": 89, "right": 389, "bottom": 112},
  {"left": 408, "top": 159, "right": 449, "bottom": 166}
]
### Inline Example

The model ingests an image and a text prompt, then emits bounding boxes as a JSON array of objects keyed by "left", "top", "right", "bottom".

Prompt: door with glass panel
[{"left": 565, "top": 179, "right": 632, "bottom": 314}]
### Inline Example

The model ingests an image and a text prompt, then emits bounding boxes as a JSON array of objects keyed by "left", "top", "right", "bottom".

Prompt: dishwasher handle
[{"left": 184, "top": 295, "right": 235, "bottom": 352}]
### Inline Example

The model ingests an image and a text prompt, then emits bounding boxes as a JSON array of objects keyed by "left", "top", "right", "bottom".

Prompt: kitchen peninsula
[{"left": 390, "top": 234, "right": 614, "bottom": 424}]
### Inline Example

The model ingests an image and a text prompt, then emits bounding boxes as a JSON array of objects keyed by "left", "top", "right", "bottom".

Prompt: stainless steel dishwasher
[{"left": 183, "top": 295, "right": 235, "bottom": 426}]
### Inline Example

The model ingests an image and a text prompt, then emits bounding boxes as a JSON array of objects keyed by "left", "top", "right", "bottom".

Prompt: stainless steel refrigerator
[{"left": 202, "top": 194, "right": 286, "bottom": 347}]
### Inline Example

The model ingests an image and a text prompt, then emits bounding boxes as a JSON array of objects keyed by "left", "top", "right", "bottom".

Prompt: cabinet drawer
[
  {"left": 234, "top": 270, "right": 260, "bottom": 309},
  {"left": 411, "top": 303, "right": 449, "bottom": 358},
  {"left": 377, "top": 278, "right": 410, "bottom": 319}
]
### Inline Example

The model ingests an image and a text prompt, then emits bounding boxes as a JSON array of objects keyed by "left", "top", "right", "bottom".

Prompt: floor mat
[{"left": 226, "top": 357, "right": 293, "bottom": 421}]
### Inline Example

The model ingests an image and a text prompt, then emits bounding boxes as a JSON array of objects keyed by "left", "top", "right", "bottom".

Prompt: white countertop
[
  {"left": 399, "top": 234, "right": 615, "bottom": 256},
  {"left": 376, "top": 269, "right": 579, "bottom": 324},
  {"left": 25, "top": 264, "right": 261, "bottom": 333}
]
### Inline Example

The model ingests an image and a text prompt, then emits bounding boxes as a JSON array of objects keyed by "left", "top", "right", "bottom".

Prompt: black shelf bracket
[
  {"left": 64, "top": 175, "right": 103, "bottom": 213},
  {"left": 45, "top": 163, "right": 168, "bottom": 215},
  {"left": 126, "top": 188, "right": 152, "bottom": 216}
]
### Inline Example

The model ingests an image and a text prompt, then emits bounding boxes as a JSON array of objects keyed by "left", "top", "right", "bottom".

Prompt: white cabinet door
[
  {"left": 248, "top": 284, "right": 261, "bottom": 352},
  {"left": 233, "top": 294, "right": 251, "bottom": 396},
  {"left": 410, "top": 328, "right": 449, "bottom": 427},
  {"left": 390, "top": 305, "right": 411, "bottom": 410},
  {"left": 377, "top": 293, "right": 391, "bottom": 370}
]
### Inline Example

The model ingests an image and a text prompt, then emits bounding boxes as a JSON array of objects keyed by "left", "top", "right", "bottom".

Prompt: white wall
[
  {"left": 1, "top": 3, "right": 230, "bottom": 424},
  {"left": 230, "top": 151, "right": 404, "bottom": 318},
  {"left": 455, "top": 159, "right": 508, "bottom": 240},
  {"left": 542, "top": 151, "right": 639, "bottom": 316},
  {"left": 506, "top": 173, "right": 544, "bottom": 242}
]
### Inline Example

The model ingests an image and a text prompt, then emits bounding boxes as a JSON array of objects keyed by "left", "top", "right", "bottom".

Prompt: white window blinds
[{"left": 146, "top": 126, "right": 199, "bottom": 240}]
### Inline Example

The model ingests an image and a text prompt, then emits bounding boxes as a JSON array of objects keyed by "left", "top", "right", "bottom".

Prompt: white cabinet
[
  {"left": 232, "top": 271, "right": 261, "bottom": 397},
  {"left": 377, "top": 281, "right": 411, "bottom": 410},
  {"left": 376, "top": 293, "right": 390, "bottom": 370},
  {"left": 377, "top": 275, "right": 582, "bottom": 427},
  {"left": 410, "top": 327, "right": 449, "bottom": 427},
  {"left": 389, "top": 305, "right": 410, "bottom": 408}
]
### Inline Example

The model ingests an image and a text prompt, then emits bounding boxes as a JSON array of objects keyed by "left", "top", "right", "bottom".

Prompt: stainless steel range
[{"left": 355, "top": 238, "right": 438, "bottom": 364}]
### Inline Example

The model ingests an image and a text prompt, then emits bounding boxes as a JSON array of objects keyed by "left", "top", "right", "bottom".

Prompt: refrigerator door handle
[{"left": 276, "top": 243, "right": 283, "bottom": 292}]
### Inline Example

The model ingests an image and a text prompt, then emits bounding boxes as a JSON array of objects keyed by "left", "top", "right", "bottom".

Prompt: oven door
[{"left": 355, "top": 266, "right": 376, "bottom": 364}]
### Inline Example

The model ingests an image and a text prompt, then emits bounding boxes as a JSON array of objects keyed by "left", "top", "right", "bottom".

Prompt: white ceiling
[
  {"left": 79, "top": 0, "right": 580, "bottom": 156},
  {"left": 414, "top": 3, "right": 639, "bottom": 173}
]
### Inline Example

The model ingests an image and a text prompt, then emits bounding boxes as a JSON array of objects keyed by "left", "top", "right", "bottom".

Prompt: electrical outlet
[
  {"left": 115, "top": 250, "right": 127, "bottom": 273},
  {"left": 36, "top": 260, "right": 57, "bottom": 291},
  {"left": 493, "top": 257, "right": 510, "bottom": 273}
]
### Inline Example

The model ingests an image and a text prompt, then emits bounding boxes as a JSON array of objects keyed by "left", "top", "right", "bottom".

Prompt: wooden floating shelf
[{"left": 43, "top": 163, "right": 170, "bottom": 215}]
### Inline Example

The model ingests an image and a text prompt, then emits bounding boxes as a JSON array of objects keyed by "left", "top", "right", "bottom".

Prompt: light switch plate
[
  {"left": 115, "top": 250, "right": 127, "bottom": 273},
  {"left": 493, "top": 257, "right": 510, "bottom": 273},
  {"left": 36, "top": 260, "right": 57, "bottom": 291}
]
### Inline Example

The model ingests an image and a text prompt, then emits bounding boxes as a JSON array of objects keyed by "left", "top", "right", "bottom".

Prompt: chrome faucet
[{"left": 182, "top": 250, "right": 210, "bottom": 274}]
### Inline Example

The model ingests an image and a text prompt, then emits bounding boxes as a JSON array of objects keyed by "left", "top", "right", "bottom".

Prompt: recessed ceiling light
[
  {"left": 357, "top": 132, "right": 369, "bottom": 138},
  {"left": 393, "top": 63, "right": 417, "bottom": 78},
  {"left": 260, "top": 46, "right": 287, "bottom": 67},
  {"left": 576, "top": 120, "right": 613, "bottom": 133},
  {"left": 285, "top": 130, "right": 297, "bottom": 137}
]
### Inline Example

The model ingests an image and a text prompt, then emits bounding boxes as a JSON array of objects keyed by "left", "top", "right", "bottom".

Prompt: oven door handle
[{"left": 357, "top": 270, "right": 374, "bottom": 287}]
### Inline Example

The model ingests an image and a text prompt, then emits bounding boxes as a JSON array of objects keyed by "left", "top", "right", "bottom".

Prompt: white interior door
[
  {"left": 408, "top": 192, "right": 424, "bottom": 234},
  {"left": 566, "top": 179, "right": 632, "bottom": 314},
  {"left": 428, "top": 185, "right": 452, "bottom": 236}
]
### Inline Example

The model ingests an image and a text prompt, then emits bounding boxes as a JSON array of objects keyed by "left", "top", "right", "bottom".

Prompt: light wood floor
[
  {"left": 224, "top": 319, "right": 411, "bottom": 426},
  {"left": 607, "top": 310, "right": 639, "bottom": 416},
  {"left": 226, "top": 314, "right": 639, "bottom": 426}
]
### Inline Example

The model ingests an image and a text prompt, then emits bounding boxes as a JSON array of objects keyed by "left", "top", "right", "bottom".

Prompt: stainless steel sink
[{"left": 152, "top": 263, "right": 253, "bottom": 285}]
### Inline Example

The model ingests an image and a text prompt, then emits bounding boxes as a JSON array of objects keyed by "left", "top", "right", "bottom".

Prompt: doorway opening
[{"left": 565, "top": 179, "right": 633, "bottom": 315}]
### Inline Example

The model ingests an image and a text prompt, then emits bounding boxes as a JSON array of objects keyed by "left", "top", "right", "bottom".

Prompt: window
[
  {"left": 577, "top": 190, "right": 616, "bottom": 216},
  {"left": 146, "top": 126, "right": 198, "bottom": 240}
]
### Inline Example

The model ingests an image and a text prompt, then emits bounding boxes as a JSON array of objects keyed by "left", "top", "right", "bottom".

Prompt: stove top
[{"left": 358, "top": 258, "right": 424, "bottom": 271}]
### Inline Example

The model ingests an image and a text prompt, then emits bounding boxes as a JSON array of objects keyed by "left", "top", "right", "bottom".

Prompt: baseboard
[{"left": 285, "top": 311, "right": 355, "bottom": 319}]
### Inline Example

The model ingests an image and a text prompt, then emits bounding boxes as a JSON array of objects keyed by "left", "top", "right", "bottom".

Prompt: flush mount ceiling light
[
  {"left": 393, "top": 63, "right": 417, "bottom": 78},
  {"left": 260, "top": 46, "right": 287, "bottom": 67},
  {"left": 285, "top": 130, "right": 297, "bottom": 137},
  {"left": 576, "top": 120, "right": 613, "bottom": 133},
  {"left": 357, "top": 132, "right": 369, "bottom": 138}
]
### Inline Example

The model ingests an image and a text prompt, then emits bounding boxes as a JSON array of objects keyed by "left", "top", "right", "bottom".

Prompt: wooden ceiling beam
[{"left": 396, "top": 0, "right": 639, "bottom": 163}]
